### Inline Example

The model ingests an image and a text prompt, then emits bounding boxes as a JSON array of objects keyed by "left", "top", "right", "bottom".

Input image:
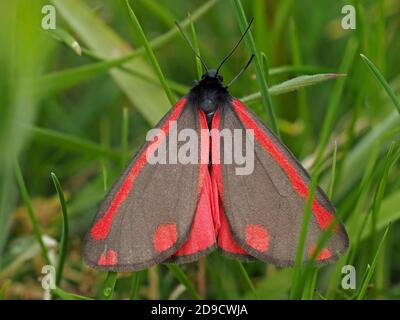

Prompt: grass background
[{"left": 1, "top": 0, "right": 400, "bottom": 300}]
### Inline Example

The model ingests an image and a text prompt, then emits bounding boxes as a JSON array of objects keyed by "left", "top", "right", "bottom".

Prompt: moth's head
[{"left": 200, "top": 69, "right": 224, "bottom": 85}]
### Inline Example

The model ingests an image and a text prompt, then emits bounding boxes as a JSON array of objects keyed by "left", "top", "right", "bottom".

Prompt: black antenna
[
  {"left": 216, "top": 18, "right": 254, "bottom": 74},
  {"left": 175, "top": 21, "right": 208, "bottom": 72},
  {"left": 225, "top": 54, "right": 255, "bottom": 88}
]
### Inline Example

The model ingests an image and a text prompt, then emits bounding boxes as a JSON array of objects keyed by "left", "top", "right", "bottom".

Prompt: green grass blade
[
  {"left": 53, "top": 287, "right": 93, "bottom": 300},
  {"left": 137, "top": 0, "right": 176, "bottom": 28},
  {"left": 328, "top": 142, "right": 338, "bottom": 198},
  {"left": 240, "top": 74, "right": 343, "bottom": 103},
  {"left": 39, "top": 55, "right": 189, "bottom": 97},
  {"left": 120, "top": 107, "right": 129, "bottom": 169},
  {"left": 129, "top": 271, "right": 144, "bottom": 300},
  {"left": 360, "top": 54, "right": 400, "bottom": 114},
  {"left": 125, "top": 0, "right": 175, "bottom": 105},
  {"left": 24, "top": 125, "right": 121, "bottom": 160},
  {"left": 301, "top": 269, "right": 318, "bottom": 300},
  {"left": 102, "top": 271, "right": 118, "bottom": 300},
  {"left": 50, "top": 172, "right": 69, "bottom": 287},
  {"left": 167, "top": 264, "right": 200, "bottom": 300},
  {"left": 356, "top": 225, "right": 390, "bottom": 300},
  {"left": 313, "top": 39, "right": 358, "bottom": 165},
  {"left": 260, "top": 52, "right": 270, "bottom": 84},
  {"left": 189, "top": 13, "right": 203, "bottom": 79},
  {"left": 370, "top": 144, "right": 400, "bottom": 245},
  {"left": 47, "top": 28, "right": 82, "bottom": 56},
  {"left": 37, "top": 55, "right": 140, "bottom": 95},
  {"left": 234, "top": 261, "right": 257, "bottom": 299},
  {"left": 253, "top": 0, "right": 268, "bottom": 55},
  {"left": 289, "top": 18, "right": 311, "bottom": 152},
  {"left": 233, "top": 0, "right": 279, "bottom": 135},
  {"left": 15, "top": 163, "right": 51, "bottom": 266},
  {"left": 101, "top": 160, "right": 108, "bottom": 193},
  {"left": 269, "top": 64, "right": 332, "bottom": 76}
]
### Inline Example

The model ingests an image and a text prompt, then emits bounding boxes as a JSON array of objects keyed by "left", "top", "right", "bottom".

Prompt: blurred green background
[{"left": 1, "top": 0, "right": 400, "bottom": 300}]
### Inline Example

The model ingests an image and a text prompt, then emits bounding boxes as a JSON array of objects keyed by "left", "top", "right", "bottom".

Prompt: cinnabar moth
[{"left": 84, "top": 20, "right": 348, "bottom": 271}]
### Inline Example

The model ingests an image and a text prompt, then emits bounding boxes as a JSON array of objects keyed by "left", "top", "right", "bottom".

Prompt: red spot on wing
[
  {"left": 90, "top": 99, "right": 187, "bottom": 240},
  {"left": 217, "top": 201, "right": 248, "bottom": 255},
  {"left": 98, "top": 253, "right": 107, "bottom": 265},
  {"left": 245, "top": 224, "right": 270, "bottom": 252},
  {"left": 309, "top": 244, "right": 332, "bottom": 261},
  {"left": 98, "top": 248, "right": 118, "bottom": 266},
  {"left": 232, "top": 99, "right": 335, "bottom": 230},
  {"left": 153, "top": 223, "right": 178, "bottom": 252}
]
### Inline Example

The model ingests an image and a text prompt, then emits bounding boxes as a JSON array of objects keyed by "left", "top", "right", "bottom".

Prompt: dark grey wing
[
  {"left": 212, "top": 99, "right": 348, "bottom": 266},
  {"left": 84, "top": 98, "right": 207, "bottom": 271}
]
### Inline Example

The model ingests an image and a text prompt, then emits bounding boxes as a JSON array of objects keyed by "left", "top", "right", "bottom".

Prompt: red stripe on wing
[
  {"left": 210, "top": 110, "right": 223, "bottom": 194},
  {"left": 173, "top": 110, "right": 216, "bottom": 257},
  {"left": 199, "top": 110, "right": 210, "bottom": 191},
  {"left": 211, "top": 109, "right": 249, "bottom": 255},
  {"left": 90, "top": 98, "right": 187, "bottom": 240},
  {"left": 232, "top": 99, "right": 335, "bottom": 230}
]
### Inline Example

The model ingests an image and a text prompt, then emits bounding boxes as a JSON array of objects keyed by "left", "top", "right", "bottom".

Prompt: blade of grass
[
  {"left": 234, "top": 261, "right": 257, "bottom": 299},
  {"left": 14, "top": 163, "right": 51, "bottom": 265},
  {"left": 370, "top": 143, "right": 400, "bottom": 246},
  {"left": 189, "top": 13, "right": 203, "bottom": 79},
  {"left": 260, "top": 52, "right": 270, "bottom": 84},
  {"left": 328, "top": 142, "right": 338, "bottom": 198},
  {"left": 129, "top": 270, "right": 144, "bottom": 300},
  {"left": 233, "top": 0, "right": 279, "bottom": 135},
  {"left": 100, "top": 161, "right": 108, "bottom": 193},
  {"left": 311, "top": 39, "right": 357, "bottom": 167},
  {"left": 375, "top": 0, "right": 386, "bottom": 74},
  {"left": 356, "top": 225, "right": 390, "bottom": 300},
  {"left": 46, "top": 28, "right": 82, "bottom": 56},
  {"left": 137, "top": 0, "right": 176, "bottom": 28},
  {"left": 50, "top": 173, "right": 69, "bottom": 287},
  {"left": 102, "top": 271, "right": 118, "bottom": 300},
  {"left": 53, "top": 287, "right": 93, "bottom": 300},
  {"left": 269, "top": 64, "right": 332, "bottom": 76},
  {"left": 289, "top": 18, "right": 312, "bottom": 154},
  {"left": 125, "top": 0, "right": 175, "bottom": 105},
  {"left": 253, "top": 0, "right": 268, "bottom": 55},
  {"left": 120, "top": 107, "right": 129, "bottom": 169},
  {"left": 240, "top": 74, "right": 344, "bottom": 103},
  {"left": 167, "top": 264, "right": 200, "bottom": 300},
  {"left": 360, "top": 53, "right": 400, "bottom": 114},
  {"left": 38, "top": 56, "right": 189, "bottom": 97},
  {"left": 23, "top": 125, "right": 122, "bottom": 160}
]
